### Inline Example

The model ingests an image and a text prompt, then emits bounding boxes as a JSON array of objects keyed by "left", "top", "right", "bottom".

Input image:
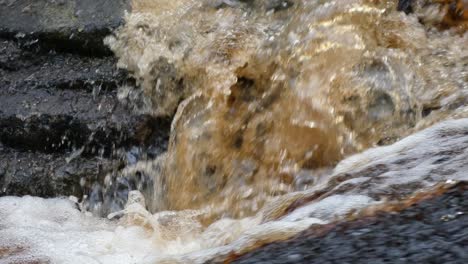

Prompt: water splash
[
  {"left": 105, "top": 0, "right": 467, "bottom": 220},
  {"left": 1, "top": 0, "right": 467, "bottom": 263},
  {"left": 1, "top": 118, "right": 467, "bottom": 263}
]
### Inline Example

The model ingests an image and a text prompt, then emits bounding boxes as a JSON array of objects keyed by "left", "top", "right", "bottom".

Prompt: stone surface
[
  {"left": 0, "top": 144, "right": 115, "bottom": 198},
  {"left": 0, "top": 0, "right": 130, "bottom": 55},
  {"left": 0, "top": 1, "right": 172, "bottom": 204},
  {"left": 229, "top": 183, "right": 468, "bottom": 264}
]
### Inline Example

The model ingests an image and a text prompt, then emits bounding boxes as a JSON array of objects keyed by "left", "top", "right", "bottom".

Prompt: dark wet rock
[
  {"left": 0, "top": 39, "right": 171, "bottom": 158},
  {"left": 210, "top": 0, "right": 293, "bottom": 12},
  {"left": 0, "top": 0, "right": 130, "bottom": 56},
  {"left": 0, "top": 39, "right": 128, "bottom": 88},
  {"left": 0, "top": 144, "right": 115, "bottom": 198},
  {"left": 264, "top": 0, "right": 293, "bottom": 11},
  {"left": 229, "top": 183, "right": 468, "bottom": 264},
  {"left": 0, "top": 114, "right": 170, "bottom": 157},
  {"left": 397, "top": 0, "right": 413, "bottom": 14},
  {"left": 0, "top": 1, "right": 172, "bottom": 203}
]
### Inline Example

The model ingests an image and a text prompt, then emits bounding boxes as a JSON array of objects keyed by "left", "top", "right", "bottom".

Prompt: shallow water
[{"left": 1, "top": 0, "right": 468, "bottom": 263}]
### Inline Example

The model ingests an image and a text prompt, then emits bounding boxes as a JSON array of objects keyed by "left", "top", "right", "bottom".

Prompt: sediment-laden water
[{"left": 0, "top": 0, "right": 467, "bottom": 263}]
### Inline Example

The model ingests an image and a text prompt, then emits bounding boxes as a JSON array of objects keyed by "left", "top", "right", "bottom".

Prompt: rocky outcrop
[
  {"left": 231, "top": 183, "right": 468, "bottom": 264},
  {"left": 0, "top": 0, "right": 172, "bottom": 202}
]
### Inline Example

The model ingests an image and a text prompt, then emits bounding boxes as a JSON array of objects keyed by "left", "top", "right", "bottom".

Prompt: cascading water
[
  {"left": 0, "top": 0, "right": 467, "bottom": 263},
  {"left": 104, "top": 0, "right": 467, "bottom": 220}
]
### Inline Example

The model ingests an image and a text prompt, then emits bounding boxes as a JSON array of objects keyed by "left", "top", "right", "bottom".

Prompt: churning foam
[{"left": 1, "top": 118, "right": 468, "bottom": 263}]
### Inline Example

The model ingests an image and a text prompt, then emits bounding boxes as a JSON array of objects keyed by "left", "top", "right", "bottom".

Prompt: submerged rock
[{"left": 398, "top": 0, "right": 468, "bottom": 31}]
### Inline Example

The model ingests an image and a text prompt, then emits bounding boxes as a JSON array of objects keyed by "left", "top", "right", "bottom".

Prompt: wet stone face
[{"left": 0, "top": 0, "right": 172, "bottom": 211}]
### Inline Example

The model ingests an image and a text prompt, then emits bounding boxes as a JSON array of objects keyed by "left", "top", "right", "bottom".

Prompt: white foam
[
  {"left": 0, "top": 196, "right": 320, "bottom": 264},
  {"left": 0, "top": 192, "right": 370, "bottom": 263},
  {"left": 0, "top": 196, "right": 154, "bottom": 264},
  {"left": 282, "top": 195, "right": 377, "bottom": 222},
  {"left": 333, "top": 118, "right": 468, "bottom": 188},
  {"left": 2, "top": 119, "right": 468, "bottom": 263}
]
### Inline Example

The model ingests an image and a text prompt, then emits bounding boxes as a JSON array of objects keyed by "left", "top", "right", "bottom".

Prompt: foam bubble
[
  {"left": 0, "top": 196, "right": 154, "bottom": 264},
  {"left": 0, "top": 194, "right": 321, "bottom": 263}
]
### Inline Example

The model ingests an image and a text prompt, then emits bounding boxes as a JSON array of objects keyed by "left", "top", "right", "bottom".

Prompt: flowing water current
[{"left": 1, "top": 0, "right": 467, "bottom": 263}]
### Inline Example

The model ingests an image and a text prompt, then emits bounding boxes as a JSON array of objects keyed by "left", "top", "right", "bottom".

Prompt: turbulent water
[
  {"left": 1, "top": 0, "right": 468, "bottom": 263},
  {"left": 104, "top": 0, "right": 468, "bottom": 219}
]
